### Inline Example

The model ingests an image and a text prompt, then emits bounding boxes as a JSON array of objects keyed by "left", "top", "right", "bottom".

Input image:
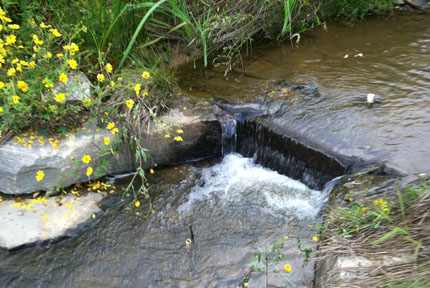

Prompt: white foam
[{"left": 178, "top": 154, "right": 324, "bottom": 220}]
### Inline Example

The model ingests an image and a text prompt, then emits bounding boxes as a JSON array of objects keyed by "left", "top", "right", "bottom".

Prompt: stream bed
[{"left": 0, "top": 154, "right": 324, "bottom": 287}]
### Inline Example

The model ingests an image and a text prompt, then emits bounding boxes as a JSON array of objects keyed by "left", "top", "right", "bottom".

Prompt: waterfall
[{"left": 221, "top": 118, "right": 237, "bottom": 156}]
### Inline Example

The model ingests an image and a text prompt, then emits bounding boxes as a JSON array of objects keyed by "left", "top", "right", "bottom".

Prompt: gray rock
[
  {"left": 0, "top": 99, "right": 222, "bottom": 195},
  {"left": 0, "top": 192, "right": 104, "bottom": 250},
  {"left": 0, "top": 126, "right": 129, "bottom": 195},
  {"left": 315, "top": 254, "right": 416, "bottom": 288},
  {"left": 53, "top": 72, "right": 92, "bottom": 102},
  {"left": 405, "top": 0, "right": 429, "bottom": 10}
]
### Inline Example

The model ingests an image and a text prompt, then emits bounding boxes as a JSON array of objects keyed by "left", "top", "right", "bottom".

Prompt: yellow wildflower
[
  {"left": 142, "top": 91, "right": 148, "bottom": 97},
  {"left": 11, "top": 58, "right": 19, "bottom": 64},
  {"left": 106, "top": 63, "right": 113, "bottom": 73},
  {"left": 0, "top": 82, "right": 4, "bottom": 89},
  {"left": 50, "top": 28, "right": 61, "bottom": 37},
  {"left": 16, "top": 64, "right": 22, "bottom": 72},
  {"left": 55, "top": 93, "right": 66, "bottom": 103},
  {"left": 86, "top": 167, "right": 93, "bottom": 176},
  {"left": 57, "top": 53, "right": 64, "bottom": 58},
  {"left": 107, "top": 122, "right": 115, "bottom": 130},
  {"left": 104, "top": 137, "right": 110, "bottom": 145},
  {"left": 135, "top": 201, "right": 140, "bottom": 207},
  {"left": 284, "top": 264, "right": 292, "bottom": 273},
  {"left": 30, "top": 19, "right": 36, "bottom": 26},
  {"left": 5, "top": 35, "right": 16, "bottom": 45},
  {"left": 165, "top": 134, "right": 170, "bottom": 138},
  {"left": 40, "top": 22, "right": 51, "bottom": 28},
  {"left": 111, "top": 128, "right": 119, "bottom": 135},
  {"left": 134, "top": 83, "right": 141, "bottom": 96},
  {"left": 82, "top": 25, "right": 87, "bottom": 33},
  {"left": 142, "top": 71, "right": 150, "bottom": 79},
  {"left": 43, "top": 52, "right": 52, "bottom": 59},
  {"left": 361, "top": 207, "right": 367, "bottom": 213},
  {"left": 110, "top": 81, "right": 115, "bottom": 87},
  {"left": 20, "top": 60, "right": 28, "bottom": 66},
  {"left": 12, "top": 96, "right": 19, "bottom": 104},
  {"left": 67, "top": 59, "right": 78, "bottom": 69},
  {"left": 82, "top": 98, "right": 91, "bottom": 107},
  {"left": 36, "top": 170, "right": 45, "bottom": 181},
  {"left": 59, "top": 73, "right": 68, "bottom": 83},
  {"left": 174, "top": 136, "right": 183, "bottom": 142},
  {"left": 150, "top": 169, "right": 154, "bottom": 174},
  {"left": 82, "top": 154, "right": 91, "bottom": 164},
  {"left": 117, "top": 77, "right": 123, "bottom": 81},
  {"left": 176, "top": 129, "right": 184, "bottom": 134},
  {"left": 17, "top": 81, "right": 28, "bottom": 92},
  {"left": 312, "top": 235, "right": 319, "bottom": 242},
  {"left": 32, "top": 34, "right": 43, "bottom": 45},
  {"left": 125, "top": 99, "right": 134, "bottom": 109},
  {"left": 1, "top": 16, "right": 12, "bottom": 23},
  {"left": 63, "top": 44, "right": 70, "bottom": 51},
  {"left": 97, "top": 74, "right": 104, "bottom": 82},
  {"left": 7, "top": 67, "right": 15, "bottom": 76},
  {"left": 70, "top": 42, "right": 79, "bottom": 52},
  {"left": 0, "top": 107, "right": 3, "bottom": 113},
  {"left": 28, "top": 61, "right": 36, "bottom": 69},
  {"left": 8, "top": 24, "right": 19, "bottom": 30}
]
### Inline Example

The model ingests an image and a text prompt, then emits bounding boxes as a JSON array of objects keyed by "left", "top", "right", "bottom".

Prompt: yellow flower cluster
[
  {"left": 0, "top": 7, "right": 89, "bottom": 132},
  {"left": 373, "top": 198, "right": 390, "bottom": 213}
]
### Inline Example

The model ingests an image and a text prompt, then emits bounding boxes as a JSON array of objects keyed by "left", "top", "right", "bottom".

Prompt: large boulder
[{"left": 0, "top": 97, "right": 223, "bottom": 195}]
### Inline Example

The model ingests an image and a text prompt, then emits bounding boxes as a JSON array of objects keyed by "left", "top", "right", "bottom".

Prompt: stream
[
  {"left": 178, "top": 13, "right": 430, "bottom": 175},
  {"left": 1, "top": 154, "right": 326, "bottom": 287},
  {"left": 1, "top": 13, "right": 430, "bottom": 288}
]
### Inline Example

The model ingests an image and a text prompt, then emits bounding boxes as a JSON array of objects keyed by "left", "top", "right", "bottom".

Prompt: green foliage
[
  {"left": 321, "top": 185, "right": 427, "bottom": 240},
  {"left": 333, "top": 0, "right": 396, "bottom": 23}
]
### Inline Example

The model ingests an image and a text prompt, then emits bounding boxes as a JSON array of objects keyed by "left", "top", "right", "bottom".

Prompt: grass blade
[{"left": 117, "top": 0, "right": 167, "bottom": 71}]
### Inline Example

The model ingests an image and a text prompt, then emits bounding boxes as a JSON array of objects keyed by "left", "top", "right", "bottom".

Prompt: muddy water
[
  {"left": 178, "top": 14, "right": 430, "bottom": 175},
  {"left": 0, "top": 155, "right": 322, "bottom": 287}
]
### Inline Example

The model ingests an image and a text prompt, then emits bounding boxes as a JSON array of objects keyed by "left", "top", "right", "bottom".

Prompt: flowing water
[
  {"left": 178, "top": 14, "right": 430, "bottom": 175},
  {"left": 0, "top": 154, "right": 325, "bottom": 287},
  {"left": 2, "top": 13, "right": 430, "bottom": 288}
]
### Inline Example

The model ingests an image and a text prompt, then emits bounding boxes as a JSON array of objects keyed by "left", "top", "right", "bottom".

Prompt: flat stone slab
[
  {"left": 0, "top": 192, "right": 103, "bottom": 250},
  {"left": 0, "top": 97, "right": 223, "bottom": 195}
]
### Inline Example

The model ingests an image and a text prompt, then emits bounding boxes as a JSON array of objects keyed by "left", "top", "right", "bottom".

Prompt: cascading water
[{"left": 221, "top": 118, "right": 237, "bottom": 156}]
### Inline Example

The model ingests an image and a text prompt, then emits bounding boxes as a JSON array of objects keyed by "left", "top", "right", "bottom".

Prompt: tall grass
[{"left": 3, "top": 0, "right": 396, "bottom": 85}]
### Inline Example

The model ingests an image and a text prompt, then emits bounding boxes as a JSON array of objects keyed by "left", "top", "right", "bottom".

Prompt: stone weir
[
  {"left": 0, "top": 94, "right": 364, "bottom": 250},
  {"left": 217, "top": 102, "right": 354, "bottom": 191},
  {"left": 0, "top": 95, "right": 360, "bottom": 196}
]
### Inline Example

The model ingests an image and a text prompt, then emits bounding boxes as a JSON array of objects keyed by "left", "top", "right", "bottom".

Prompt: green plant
[
  {"left": 0, "top": 7, "right": 88, "bottom": 135},
  {"left": 333, "top": 0, "right": 395, "bottom": 23}
]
